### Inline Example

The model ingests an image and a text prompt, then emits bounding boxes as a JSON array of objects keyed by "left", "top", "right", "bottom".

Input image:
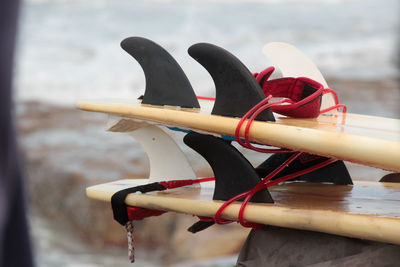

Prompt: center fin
[
  {"left": 256, "top": 153, "right": 353, "bottom": 185},
  {"left": 184, "top": 132, "right": 273, "bottom": 233},
  {"left": 188, "top": 43, "right": 274, "bottom": 121}
]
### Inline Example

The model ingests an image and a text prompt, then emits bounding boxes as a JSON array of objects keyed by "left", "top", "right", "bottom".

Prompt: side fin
[
  {"left": 107, "top": 117, "right": 196, "bottom": 183},
  {"left": 188, "top": 43, "right": 274, "bottom": 121},
  {"left": 129, "top": 125, "right": 197, "bottom": 183},
  {"left": 121, "top": 37, "right": 200, "bottom": 108}
]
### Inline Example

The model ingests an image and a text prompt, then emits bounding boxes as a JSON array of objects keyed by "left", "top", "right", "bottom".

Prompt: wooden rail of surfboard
[
  {"left": 86, "top": 180, "right": 400, "bottom": 246},
  {"left": 77, "top": 102, "right": 400, "bottom": 172}
]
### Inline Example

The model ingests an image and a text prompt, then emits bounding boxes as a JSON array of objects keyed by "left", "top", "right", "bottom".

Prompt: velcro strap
[
  {"left": 111, "top": 182, "right": 165, "bottom": 226},
  {"left": 263, "top": 77, "right": 317, "bottom": 102}
]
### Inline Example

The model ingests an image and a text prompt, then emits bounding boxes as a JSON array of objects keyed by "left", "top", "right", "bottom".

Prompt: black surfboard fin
[
  {"left": 379, "top": 173, "right": 400, "bottom": 183},
  {"left": 121, "top": 37, "right": 200, "bottom": 108},
  {"left": 256, "top": 153, "right": 353, "bottom": 185},
  {"left": 188, "top": 43, "right": 274, "bottom": 121},
  {"left": 184, "top": 132, "right": 273, "bottom": 233},
  {"left": 187, "top": 221, "right": 215, "bottom": 234}
]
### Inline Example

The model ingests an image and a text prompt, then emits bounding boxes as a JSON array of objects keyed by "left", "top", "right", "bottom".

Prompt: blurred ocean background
[
  {"left": 16, "top": 0, "right": 399, "bottom": 109},
  {"left": 14, "top": 0, "right": 399, "bottom": 266}
]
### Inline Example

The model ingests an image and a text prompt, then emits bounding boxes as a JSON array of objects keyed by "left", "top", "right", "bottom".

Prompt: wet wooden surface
[
  {"left": 200, "top": 99, "right": 400, "bottom": 141},
  {"left": 87, "top": 179, "right": 400, "bottom": 244},
  {"left": 77, "top": 100, "right": 400, "bottom": 171},
  {"left": 78, "top": 99, "right": 400, "bottom": 141},
  {"left": 87, "top": 179, "right": 400, "bottom": 219}
]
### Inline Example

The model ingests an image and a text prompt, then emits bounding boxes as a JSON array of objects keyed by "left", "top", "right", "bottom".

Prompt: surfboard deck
[
  {"left": 76, "top": 99, "right": 400, "bottom": 172},
  {"left": 87, "top": 179, "right": 400, "bottom": 246}
]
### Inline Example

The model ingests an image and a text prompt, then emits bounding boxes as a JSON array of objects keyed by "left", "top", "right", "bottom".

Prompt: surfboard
[
  {"left": 78, "top": 37, "right": 400, "bottom": 172},
  {"left": 81, "top": 38, "right": 400, "bottom": 263},
  {"left": 77, "top": 99, "right": 400, "bottom": 172},
  {"left": 87, "top": 178, "right": 400, "bottom": 246}
]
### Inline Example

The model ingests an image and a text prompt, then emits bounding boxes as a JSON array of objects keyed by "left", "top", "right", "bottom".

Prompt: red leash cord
[
  {"left": 208, "top": 90, "right": 345, "bottom": 228},
  {"left": 235, "top": 95, "right": 293, "bottom": 153},
  {"left": 126, "top": 177, "right": 215, "bottom": 221},
  {"left": 128, "top": 91, "right": 346, "bottom": 228},
  {"left": 158, "top": 177, "right": 215, "bottom": 190},
  {"left": 320, "top": 88, "right": 347, "bottom": 114}
]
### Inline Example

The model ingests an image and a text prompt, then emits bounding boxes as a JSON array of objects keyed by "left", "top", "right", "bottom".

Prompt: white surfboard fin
[
  {"left": 262, "top": 42, "right": 336, "bottom": 112},
  {"left": 108, "top": 117, "right": 196, "bottom": 183}
]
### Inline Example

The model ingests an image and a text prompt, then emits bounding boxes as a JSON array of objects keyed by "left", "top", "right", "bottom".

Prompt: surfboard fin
[
  {"left": 380, "top": 173, "right": 400, "bottom": 183},
  {"left": 256, "top": 153, "right": 353, "bottom": 185},
  {"left": 187, "top": 221, "right": 215, "bottom": 234},
  {"left": 121, "top": 37, "right": 200, "bottom": 108},
  {"left": 188, "top": 43, "right": 274, "bottom": 122},
  {"left": 184, "top": 132, "right": 274, "bottom": 233}
]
